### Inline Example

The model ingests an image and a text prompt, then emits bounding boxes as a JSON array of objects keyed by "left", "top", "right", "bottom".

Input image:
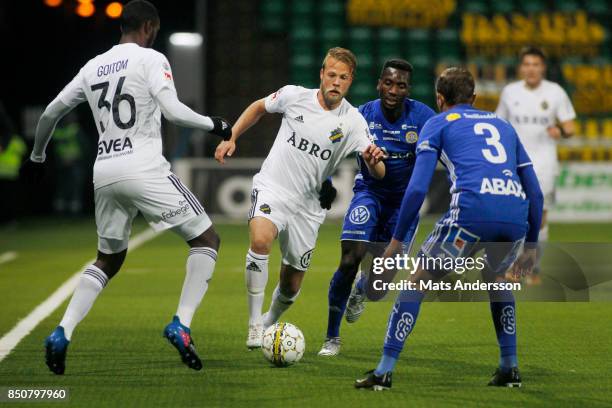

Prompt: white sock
[
  {"left": 539, "top": 224, "right": 549, "bottom": 242},
  {"left": 263, "top": 284, "right": 300, "bottom": 327},
  {"left": 245, "top": 249, "right": 269, "bottom": 326},
  {"left": 535, "top": 224, "right": 549, "bottom": 272},
  {"left": 176, "top": 247, "right": 217, "bottom": 328},
  {"left": 59, "top": 265, "right": 108, "bottom": 340}
]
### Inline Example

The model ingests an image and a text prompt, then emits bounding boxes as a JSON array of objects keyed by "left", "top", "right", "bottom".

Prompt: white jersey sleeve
[
  {"left": 344, "top": 110, "right": 373, "bottom": 156},
  {"left": 58, "top": 68, "right": 87, "bottom": 108},
  {"left": 264, "top": 85, "right": 303, "bottom": 114},
  {"left": 554, "top": 85, "right": 576, "bottom": 122},
  {"left": 145, "top": 53, "right": 176, "bottom": 97}
]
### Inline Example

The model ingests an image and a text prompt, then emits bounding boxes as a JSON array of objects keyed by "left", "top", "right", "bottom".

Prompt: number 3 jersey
[
  {"left": 417, "top": 104, "right": 533, "bottom": 225},
  {"left": 56, "top": 43, "right": 176, "bottom": 189}
]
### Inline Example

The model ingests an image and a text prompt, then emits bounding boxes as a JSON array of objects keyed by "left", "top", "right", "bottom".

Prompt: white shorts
[
  {"left": 95, "top": 175, "right": 212, "bottom": 253},
  {"left": 248, "top": 187, "right": 325, "bottom": 271}
]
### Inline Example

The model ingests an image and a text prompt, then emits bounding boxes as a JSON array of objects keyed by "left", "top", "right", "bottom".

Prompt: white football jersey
[
  {"left": 57, "top": 43, "right": 176, "bottom": 188},
  {"left": 253, "top": 85, "right": 372, "bottom": 208},
  {"left": 496, "top": 79, "right": 576, "bottom": 176}
]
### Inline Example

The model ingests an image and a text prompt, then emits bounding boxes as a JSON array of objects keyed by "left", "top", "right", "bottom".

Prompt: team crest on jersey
[
  {"left": 271, "top": 88, "right": 282, "bottom": 101},
  {"left": 329, "top": 127, "right": 344, "bottom": 143},
  {"left": 446, "top": 113, "right": 461, "bottom": 121},
  {"left": 541, "top": 100, "right": 549, "bottom": 110},
  {"left": 259, "top": 204, "right": 271, "bottom": 214},
  {"left": 405, "top": 131, "right": 418, "bottom": 143}
]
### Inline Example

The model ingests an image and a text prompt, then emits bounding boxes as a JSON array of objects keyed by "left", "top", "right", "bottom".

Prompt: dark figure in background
[
  {"left": 52, "top": 112, "right": 87, "bottom": 215},
  {"left": 0, "top": 102, "right": 26, "bottom": 226}
]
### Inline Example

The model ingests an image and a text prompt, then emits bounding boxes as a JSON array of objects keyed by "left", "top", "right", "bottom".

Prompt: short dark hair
[
  {"left": 519, "top": 46, "right": 547, "bottom": 64},
  {"left": 435, "top": 67, "right": 475, "bottom": 106},
  {"left": 380, "top": 58, "right": 413, "bottom": 82},
  {"left": 120, "top": 0, "right": 159, "bottom": 33}
]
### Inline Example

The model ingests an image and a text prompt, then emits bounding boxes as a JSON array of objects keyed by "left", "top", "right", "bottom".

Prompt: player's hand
[
  {"left": 547, "top": 125, "right": 562, "bottom": 140},
  {"left": 318, "top": 178, "right": 337, "bottom": 210},
  {"left": 209, "top": 116, "right": 233, "bottom": 140},
  {"left": 382, "top": 238, "right": 403, "bottom": 260},
  {"left": 511, "top": 247, "right": 537, "bottom": 279},
  {"left": 361, "top": 144, "right": 386, "bottom": 166},
  {"left": 20, "top": 158, "right": 47, "bottom": 184},
  {"left": 215, "top": 140, "right": 236, "bottom": 164}
]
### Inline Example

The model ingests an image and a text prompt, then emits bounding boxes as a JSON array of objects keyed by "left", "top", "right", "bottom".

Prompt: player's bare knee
[
  {"left": 411, "top": 267, "right": 436, "bottom": 293},
  {"left": 339, "top": 251, "right": 361, "bottom": 275},
  {"left": 250, "top": 235, "right": 273, "bottom": 255},
  {"left": 95, "top": 250, "right": 126, "bottom": 279},
  {"left": 189, "top": 227, "right": 220, "bottom": 250}
]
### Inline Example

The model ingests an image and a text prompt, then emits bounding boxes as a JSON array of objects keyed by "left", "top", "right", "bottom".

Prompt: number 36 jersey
[
  {"left": 56, "top": 43, "right": 176, "bottom": 188},
  {"left": 416, "top": 104, "right": 533, "bottom": 226}
]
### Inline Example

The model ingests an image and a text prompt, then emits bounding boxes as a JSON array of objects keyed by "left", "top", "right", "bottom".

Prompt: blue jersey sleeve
[
  {"left": 516, "top": 132, "right": 533, "bottom": 168},
  {"left": 514, "top": 134, "right": 542, "bottom": 243},
  {"left": 518, "top": 164, "right": 543, "bottom": 244},
  {"left": 392, "top": 149, "right": 438, "bottom": 240},
  {"left": 415, "top": 115, "right": 444, "bottom": 154}
]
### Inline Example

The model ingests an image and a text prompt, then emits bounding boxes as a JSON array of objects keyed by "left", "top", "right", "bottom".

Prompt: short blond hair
[{"left": 322, "top": 47, "right": 357, "bottom": 75}]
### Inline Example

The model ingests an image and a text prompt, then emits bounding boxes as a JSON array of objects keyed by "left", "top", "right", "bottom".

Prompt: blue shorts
[
  {"left": 340, "top": 190, "right": 418, "bottom": 244},
  {"left": 419, "top": 215, "right": 527, "bottom": 278}
]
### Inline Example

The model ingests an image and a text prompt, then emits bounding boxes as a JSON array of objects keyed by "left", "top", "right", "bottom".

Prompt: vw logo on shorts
[{"left": 349, "top": 206, "right": 370, "bottom": 225}]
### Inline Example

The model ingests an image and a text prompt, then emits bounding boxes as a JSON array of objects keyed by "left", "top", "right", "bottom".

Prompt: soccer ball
[{"left": 261, "top": 322, "right": 305, "bottom": 367}]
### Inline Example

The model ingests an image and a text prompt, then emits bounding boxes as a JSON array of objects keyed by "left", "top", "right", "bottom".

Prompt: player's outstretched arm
[
  {"left": 389, "top": 149, "right": 438, "bottom": 248},
  {"left": 215, "top": 98, "right": 267, "bottom": 164},
  {"left": 511, "top": 164, "right": 543, "bottom": 278},
  {"left": 155, "top": 89, "right": 232, "bottom": 139},
  {"left": 519, "top": 164, "right": 544, "bottom": 243},
  {"left": 361, "top": 144, "right": 386, "bottom": 179},
  {"left": 31, "top": 97, "right": 74, "bottom": 163},
  {"left": 21, "top": 97, "right": 74, "bottom": 183}
]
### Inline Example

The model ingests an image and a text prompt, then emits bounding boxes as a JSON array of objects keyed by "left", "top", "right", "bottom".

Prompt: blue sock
[
  {"left": 488, "top": 289, "right": 517, "bottom": 371},
  {"left": 375, "top": 353, "right": 397, "bottom": 376},
  {"left": 326, "top": 269, "right": 354, "bottom": 338},
  {"left": 375, "top": 289, "right": 424, "bottom": 375},
  {"left": 355, "top": 272, "right": 366, "bottom": 293}
]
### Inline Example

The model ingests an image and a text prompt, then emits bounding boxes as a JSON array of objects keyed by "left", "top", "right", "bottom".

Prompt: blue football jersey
[
  {"left": 416, "top": 104, "right": 532, "bottom": 225},
  {"left": 355, "top": 99, "right": 435, "bottom": 197}
]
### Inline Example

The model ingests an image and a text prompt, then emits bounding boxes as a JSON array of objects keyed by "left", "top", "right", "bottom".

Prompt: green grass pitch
[{"left": 0, "top": 218, "right": 611, "bottom": 407}]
